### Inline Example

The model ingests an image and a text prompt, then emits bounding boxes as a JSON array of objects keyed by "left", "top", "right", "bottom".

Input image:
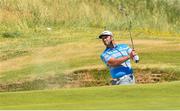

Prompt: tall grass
[{"left": 0, "top": 0, "right": 179, "bottom": 36}]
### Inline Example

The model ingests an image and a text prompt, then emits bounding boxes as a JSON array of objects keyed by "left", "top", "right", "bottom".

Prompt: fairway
[{"left": 0, "top": 81, "right": 180, "bottom": 109}]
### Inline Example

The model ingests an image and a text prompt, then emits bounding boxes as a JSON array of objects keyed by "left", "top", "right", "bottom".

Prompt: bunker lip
[
  {"left": 64, "top": 68, "right": 179, "bottom": 88},
  {"left": 0, "top": 68, "right": 179, "bottom": 92}
]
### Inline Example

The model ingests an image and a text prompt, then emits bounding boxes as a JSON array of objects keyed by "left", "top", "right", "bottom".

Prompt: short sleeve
[{"left": 100, "top": 53, "right": 111, "bottom": 64}]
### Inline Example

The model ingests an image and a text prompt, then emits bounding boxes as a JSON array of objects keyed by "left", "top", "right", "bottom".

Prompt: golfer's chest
[{"left": 107, "top": 48, "right": 128, "bottom": 58}]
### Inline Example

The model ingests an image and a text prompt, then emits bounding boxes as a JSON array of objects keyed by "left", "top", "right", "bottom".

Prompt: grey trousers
[{"left": 111, "top": 74, "right": 135, "bottom": 85}]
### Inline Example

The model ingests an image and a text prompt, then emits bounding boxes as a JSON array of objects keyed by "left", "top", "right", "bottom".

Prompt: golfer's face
[{"left": 102, "top": 36, "right": 112, "bottom": 46}]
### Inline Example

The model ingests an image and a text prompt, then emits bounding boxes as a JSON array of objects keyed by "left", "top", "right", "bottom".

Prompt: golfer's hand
[{"left": 130, "top": 50, "right": 136, "bottom": 59}]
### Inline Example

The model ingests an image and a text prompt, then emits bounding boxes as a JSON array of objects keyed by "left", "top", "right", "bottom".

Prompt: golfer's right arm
[{"left": 107, "top": 56, "right": 130, "bottom": 67}]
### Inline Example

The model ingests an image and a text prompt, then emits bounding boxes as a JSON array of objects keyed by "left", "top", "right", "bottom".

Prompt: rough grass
[{"left": 0, "top": 81, "right": 180, "bottom": 109}]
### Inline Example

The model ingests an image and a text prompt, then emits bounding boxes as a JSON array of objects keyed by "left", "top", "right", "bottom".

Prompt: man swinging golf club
[{"left": 99, "top": 30, "right": 139, "bottom": 85}]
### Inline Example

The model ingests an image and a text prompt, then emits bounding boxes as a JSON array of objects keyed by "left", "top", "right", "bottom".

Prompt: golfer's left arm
[{"left": 107, "top": 56, "right": 130, "bottom": 67}]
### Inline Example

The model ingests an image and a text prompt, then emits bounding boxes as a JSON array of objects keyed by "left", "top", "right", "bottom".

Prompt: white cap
[{"left": 99, "top": 30, "right": 113, "bottom": 39}]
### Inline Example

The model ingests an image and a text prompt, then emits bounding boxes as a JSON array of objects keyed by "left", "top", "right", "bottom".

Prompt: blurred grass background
[{"left": 0, "top": 0, "right": 179, "bottom": 35}]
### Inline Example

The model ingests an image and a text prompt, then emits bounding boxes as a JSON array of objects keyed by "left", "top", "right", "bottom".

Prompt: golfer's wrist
[{"left": 127, "top": 55, "right": 130, "bottom": 60}]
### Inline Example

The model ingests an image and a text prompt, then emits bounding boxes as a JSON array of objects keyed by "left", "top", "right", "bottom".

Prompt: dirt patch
[
  {"left": 64, "top": 68, "right": 179, "bottom": 87},
  {"left": 0, "top": 68, "right": 179, "bottom": 92},
  {"left": 134, "top": 68, "right": 178, "bottom": 83}
]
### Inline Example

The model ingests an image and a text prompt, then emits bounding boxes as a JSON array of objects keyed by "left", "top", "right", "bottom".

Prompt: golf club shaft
[
  {"left": 119, "top": 4, "right": 139, "bottom": 63},
  {"left": 119, "top": 4, "right": 135, "bottom": 50},
  {"left": 128, "top": 20, "right": 135, "bottom": 50}
]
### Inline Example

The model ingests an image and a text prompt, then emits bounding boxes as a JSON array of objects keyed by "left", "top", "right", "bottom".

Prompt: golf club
[{"left": 119, "top": 3, "right": 139, "bottom": 63}]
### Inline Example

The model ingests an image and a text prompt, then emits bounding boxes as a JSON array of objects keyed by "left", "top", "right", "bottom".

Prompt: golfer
[{"left": 99, "top": 31, "right": 139, "bottom": 85}]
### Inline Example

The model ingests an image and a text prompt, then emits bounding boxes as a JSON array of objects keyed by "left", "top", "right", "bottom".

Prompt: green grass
[{"left": 0, "top": 81, "right": 180, "bottom": 109}]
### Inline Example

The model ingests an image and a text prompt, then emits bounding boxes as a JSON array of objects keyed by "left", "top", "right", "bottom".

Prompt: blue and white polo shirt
[{"left": 100, "top": 44, "right": 133, "bottom": 79}]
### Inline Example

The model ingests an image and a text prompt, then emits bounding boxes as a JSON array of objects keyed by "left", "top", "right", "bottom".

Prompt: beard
[{"left": 105, "top": 41, "right": 113, "bottom": 47}]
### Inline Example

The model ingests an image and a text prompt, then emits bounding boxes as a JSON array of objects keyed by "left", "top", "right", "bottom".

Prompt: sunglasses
[{"left": 101, "top": 35, "right": 110, "bottom": 39}]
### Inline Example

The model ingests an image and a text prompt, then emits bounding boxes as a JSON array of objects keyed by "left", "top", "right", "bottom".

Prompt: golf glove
[{"left": 133, "top": 55, "right": 139, "bottom": 63}]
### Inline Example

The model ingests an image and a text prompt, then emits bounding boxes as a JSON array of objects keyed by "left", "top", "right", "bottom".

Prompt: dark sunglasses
[{"left": 101, "top": 35, "right": 110, "bottom": 39}]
